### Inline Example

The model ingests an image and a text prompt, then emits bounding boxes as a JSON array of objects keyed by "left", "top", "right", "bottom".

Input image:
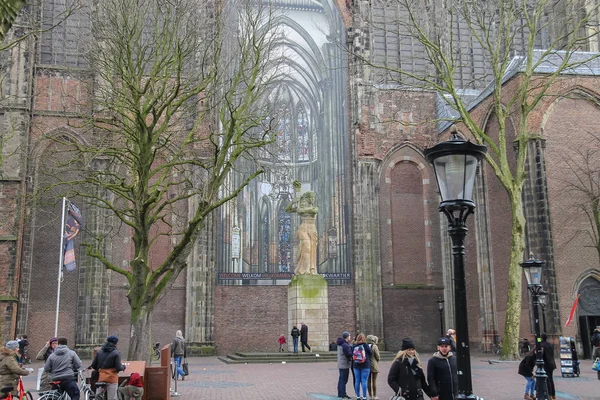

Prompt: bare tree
[
  {"left": 39, "top": 0, "right": 282, "bottom": 360},
  {"left": 353, "top": 0, "right": 600, "bottom": 359},
  {"left": 560, "top": 132, "right": 600, "bottom": 265}
]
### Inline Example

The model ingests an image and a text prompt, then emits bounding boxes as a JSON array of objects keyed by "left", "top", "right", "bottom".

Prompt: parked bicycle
[
  {"left": 491, "top": 338, "right": 503, "bottom": 355},
  {"left": 153, "top": 342, "right": 161, "bottom": 361}
]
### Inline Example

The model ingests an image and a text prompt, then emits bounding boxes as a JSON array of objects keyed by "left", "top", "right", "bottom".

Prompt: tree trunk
[
  {"left": 501, "top": 191, "right": 526, "bottom": 360},
  {"left": 128, "top": 303, "right": 153, "bottom": 361}
]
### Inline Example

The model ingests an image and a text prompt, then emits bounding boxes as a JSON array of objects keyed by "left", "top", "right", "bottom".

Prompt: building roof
[{"left": 437, "top": 50, "right": 600, "bottom": 133}]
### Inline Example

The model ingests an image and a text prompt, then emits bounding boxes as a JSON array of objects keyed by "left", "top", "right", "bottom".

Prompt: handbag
[
  {"left": 593, "top": 358, "right": 600, "bottom": 372},
  {"left": 182, "top": 358, "right": 189, "bottom": 376},
  {"left": 391, "top": 389, "right": 406, "bottom": 400}
]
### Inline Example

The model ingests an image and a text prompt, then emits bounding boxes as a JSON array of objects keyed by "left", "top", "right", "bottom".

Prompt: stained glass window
[
  {"left": 277, "top": 111, "right": 292, "bottom": 161},
  {"left": 297, "top": 107, "right": 309, "bottom": 161},
  {"left": 278, "top": 205, "right": 291, "bottom": 272},
  {"left": 262, "top": 210, "right": 269, "bottom": 272}
]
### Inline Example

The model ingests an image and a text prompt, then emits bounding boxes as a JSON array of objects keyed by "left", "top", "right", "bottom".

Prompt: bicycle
[
  {"left": 94, "top": 382, "right": 108, "bottom": 400},
  {"left": 152, "top": 342, "right": 161, "bottom": 361},
  {"left": 491, "top": 338, "right": 502, "bottom": 355},
  {"left": 36, "top": 370, "right": 93, "bottom": 400},
  {"left": 0, "top": 377, "right": 35, "bottom": 400}
]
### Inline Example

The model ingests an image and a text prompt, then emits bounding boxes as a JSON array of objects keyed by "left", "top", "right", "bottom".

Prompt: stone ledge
[
  {"left": 0, "top": 235, "right": 17, "bottom": 241},
  {"left": 389, "top": 284, "right": 444, "bottom": 290}
]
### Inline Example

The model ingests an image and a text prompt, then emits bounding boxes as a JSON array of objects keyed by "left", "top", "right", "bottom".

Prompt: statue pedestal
[{"left": 288, "top": 274, "right": 329, "bottom": 352}]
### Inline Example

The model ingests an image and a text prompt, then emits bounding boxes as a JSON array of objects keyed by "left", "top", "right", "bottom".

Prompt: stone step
[{"left": 218, "top": 351, "right": 398, "bottom": 364}]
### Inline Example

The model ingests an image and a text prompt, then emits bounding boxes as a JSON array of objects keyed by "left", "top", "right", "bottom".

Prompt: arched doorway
[{"left": 578, "top": 276, "right": 600, "bottom": 359}]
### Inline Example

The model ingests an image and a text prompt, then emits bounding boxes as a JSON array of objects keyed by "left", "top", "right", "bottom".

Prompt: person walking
[
  {"left": 44, "top": 338, "right": 82, "bottom": 400},
  {"left": 0, "top": 340, "right": 30, "bottom": 397},
  {"left": 592, "top": 326, "right": 600, "bottom": 380},
  {"left": 118, "top": 372, "right": 144, "bottom": 400},
  {"left": 387, "top": 338, "right": 429, "bottom": 400},
  {"left": 518, "top": 348, "right": 536, "bottom": 400},
  {"left": 291, "top": 325, "right": 300, "bottom": 354},
  {"left": 352, "top": 333, "right": 372, "bottom": 400},
  {"left": 541, "top": 333, "right": 556, "bottom": 400},
  {"left": 427, "top": 337, "right": 458, "bottom": 400},
  {"left": 300, "top": 322, "right": 311, "bottom": 353},
  {"left": 171, "top": 330, "right": 187, "bottom": 381},
  {"left": 36, "top": 337, "right": 58, "bottom": 391},
  {"left": 367, "top": 335, "right": 381, "bottom": 400},
  {"left": 336, "top": 331, "right": 352, "bottom": 399},
  {"left": 90, "top": 335, "right": 126, "bottom": 400}
]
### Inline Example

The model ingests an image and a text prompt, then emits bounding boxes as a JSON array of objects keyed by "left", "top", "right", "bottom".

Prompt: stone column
[
  {"left": 288, "top": 274, "right": 329, "bottom": 352},
  {"left": 185, "top": 197, "right": 216, "bottom": 355}
]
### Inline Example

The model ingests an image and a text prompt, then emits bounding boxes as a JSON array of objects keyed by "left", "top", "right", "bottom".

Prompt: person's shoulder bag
[
  {"left": 592, "top": 357, "right": 600, "bottom": 371},
  {"left": 182, "top": 358, "right": 189, "bottom": 376}
]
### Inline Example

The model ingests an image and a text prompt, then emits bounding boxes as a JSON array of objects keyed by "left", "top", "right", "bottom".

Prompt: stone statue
[{"left": 285, "top": 181, "right": 318, "bottom": 275}]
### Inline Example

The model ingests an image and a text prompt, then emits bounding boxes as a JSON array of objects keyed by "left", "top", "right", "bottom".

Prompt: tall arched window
[
  {"left": 278, "top": 110, "right": 292, "bottom": 161},
  {"left": 259, "top": 200, "right": 270, "bottom": 272},
  {"left": 297, "top": 106, "right": 309, "bottom": 161},
  {"left": 278, "top": 202, "right": 291, "bottom": 272}
]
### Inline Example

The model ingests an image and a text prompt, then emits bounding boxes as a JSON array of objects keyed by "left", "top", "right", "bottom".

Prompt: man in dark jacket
[
  {"left": 427, "top": 337, "right": 458, "bottom": 400},
  {"left": 336, "top": 331, "right": 352, "bottom": 399},
  {"left": 541, "top": 333, "right": 556, "bottom": 400},
  {"left": 300, "top": 322, "right": 311, "bottom": 352},
  {"left": 44, "top": 338, "right": 81, "bottom": 400},
  {"left": 593, "top": 327, "right": 600, "bottom": 380},
  {"left": 291, "top": 325, "right": 300, "bottom": 354},
  {"left": 90, "top": 335, "right": 126, "bottom": 400}
]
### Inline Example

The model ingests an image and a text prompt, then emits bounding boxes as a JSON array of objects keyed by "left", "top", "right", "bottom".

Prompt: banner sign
[
  {"left": 231, "top": 226, "right": 241, "bottom": 259},
  {"left": 218, "top": 272, "right": 351, "bottom": 280}
]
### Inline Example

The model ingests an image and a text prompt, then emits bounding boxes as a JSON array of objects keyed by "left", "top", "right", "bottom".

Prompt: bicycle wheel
[{"left": 36, "top": 391, "right": 62, "bottom": 400}]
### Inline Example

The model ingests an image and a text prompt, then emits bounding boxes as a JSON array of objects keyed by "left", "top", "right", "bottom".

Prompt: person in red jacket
[
  {"left": 118, "top": 372, "right": 144, "bottom": 400},
  {"left": 278, "top": 334, "right": 287, "bottom": 352}
]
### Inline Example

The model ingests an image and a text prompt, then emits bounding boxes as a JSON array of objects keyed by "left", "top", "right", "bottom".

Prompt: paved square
[{"left": 21, "top": 354, "right": 599, "bottom": 399}]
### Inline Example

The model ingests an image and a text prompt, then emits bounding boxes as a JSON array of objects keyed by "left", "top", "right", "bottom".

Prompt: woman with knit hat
[
  {"left": 366, "top": 335, "right": 381, "bottom": 400},
  {"left": 387, "top": 338, "right": 429, "bottom": 400},
  {"left": 0, "top": 340, "right": 30, "bottom": 397}
]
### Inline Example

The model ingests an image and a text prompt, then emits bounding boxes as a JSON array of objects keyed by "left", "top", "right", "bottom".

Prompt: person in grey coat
[
  {"left": 336, "top": 331, "right": 352, "bottom": 399},
  {"left": 44, "top": 338, "right": 81, "bottom": 400}
]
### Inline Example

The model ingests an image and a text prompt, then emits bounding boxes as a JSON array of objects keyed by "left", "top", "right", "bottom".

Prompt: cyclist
[
  {"left": 0, "top": 341, "right": 30, "bottom": 398},
  {"left": 44, "top": 338, "right": 82, "bottom": 400},
  {"left": 90, "top": 335, "right": 126, "bottom": 400}
]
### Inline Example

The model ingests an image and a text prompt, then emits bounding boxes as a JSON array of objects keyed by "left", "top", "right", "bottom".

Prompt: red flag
[
  {"left": 18, "top": 377, "right": 25, "bottom": 400},
  {"left": 565, "top": 294, "right": 581, "bottom": 327}
]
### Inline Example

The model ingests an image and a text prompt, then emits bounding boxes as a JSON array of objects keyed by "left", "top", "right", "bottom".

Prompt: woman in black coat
[{"left": 387, "top": 338, "right": 429, "bottom": 400}]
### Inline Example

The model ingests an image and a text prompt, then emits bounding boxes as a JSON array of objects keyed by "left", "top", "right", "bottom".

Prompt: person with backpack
[
  {"left": 352, "top": 333, "right": 372, "bottom": 400},
  {"left": 518, "top": 348, "right": 536, "bottom": 400},
  {"left": 90, "top": 335, "right": 126, "bottom": 400},
  {"left": 387, "top": 338, "right": 429, "bottom": 400},
  {"left": 290, "top": 325, "right": 300, "bottom": 354}
]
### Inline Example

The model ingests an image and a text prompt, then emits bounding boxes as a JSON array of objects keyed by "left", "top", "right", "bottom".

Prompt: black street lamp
[
  {"left": 424, "top": 131, "right": 487, "bottom": 400},
  {"left": 539, "top": 289, "right": 548, "bottom": 334},
  {"left": 521, "top": 255, "right": 549, "bottom": 400},
  {"left": 436, "top": 296, "right": 445, "bottom": 337}
]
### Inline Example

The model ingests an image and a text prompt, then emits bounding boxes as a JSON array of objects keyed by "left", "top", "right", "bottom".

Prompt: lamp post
[
  {"left": 436, "top": 296, "right": 445, "bottom": 337},
  {"left": 521, "top": 255, "right": 549, "bottom": 400},
  {"left": 539, "top": 289, "right": 548, "bottom": 334},
  {"left": 424, "top": 131, "right": 487, "bottom": 400}
]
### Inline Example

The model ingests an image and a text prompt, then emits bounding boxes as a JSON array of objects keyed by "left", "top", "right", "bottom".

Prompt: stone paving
[{"left": 21, "top": 353, "right": 600, "bottom": 399}]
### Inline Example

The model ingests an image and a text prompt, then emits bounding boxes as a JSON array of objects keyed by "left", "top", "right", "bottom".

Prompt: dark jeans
[
  {"left": 301, "top": 341, "right": 311, "bottom": 352},
  {"left": 337, "top": 368, "right": 349, "bottom": 397},
  {"left": 56, "top": 379, "right": 80, "bottom": 400},
  {"left": 293, "top": 337, "right": 298, "bottom": 353},
  {"left": 546, "top": 370, "right": 555, "bottom": 396}
]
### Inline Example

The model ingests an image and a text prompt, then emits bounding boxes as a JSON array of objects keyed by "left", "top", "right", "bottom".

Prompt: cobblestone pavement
[{"left": 21, "top": 353, "right": 599, "bottom": 399}]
